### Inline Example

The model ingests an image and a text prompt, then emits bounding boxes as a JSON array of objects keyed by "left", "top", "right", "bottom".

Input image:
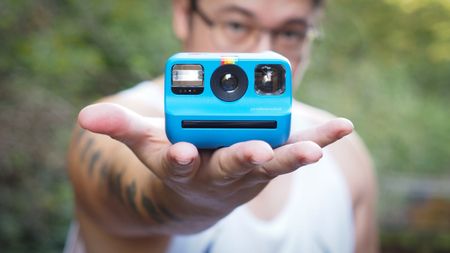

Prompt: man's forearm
[{"left": 68, "top": 127, "right": 195, "bottom": 236}]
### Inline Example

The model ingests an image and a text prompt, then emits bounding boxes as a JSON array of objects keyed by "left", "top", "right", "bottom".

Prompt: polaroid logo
[{"left": 221, "top": 57, "right": 238, "bottom": 65}]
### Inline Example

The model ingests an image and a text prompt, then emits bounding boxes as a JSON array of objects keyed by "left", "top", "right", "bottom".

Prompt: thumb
[
  {"left": 78, "top": 102, "right": 199, "bottom": 182},
  {"left": 78, "top": 102, "right": 166, "bottom": 146},
  {"left": 288, "top": 118, "right": 354, "bottom": 147}
]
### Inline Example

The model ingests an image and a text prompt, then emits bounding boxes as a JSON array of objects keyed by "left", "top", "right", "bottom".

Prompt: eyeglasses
[{"left": 190, "top": 0, "right": 316, "bottom": 61}]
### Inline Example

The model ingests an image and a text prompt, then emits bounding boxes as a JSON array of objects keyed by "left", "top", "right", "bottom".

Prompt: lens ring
[
  {"left": 211, "top": 64, "right": 248, "bottom": 102},
  {"left": 220, "top": 73, "right": 238, "bottom": 92}
]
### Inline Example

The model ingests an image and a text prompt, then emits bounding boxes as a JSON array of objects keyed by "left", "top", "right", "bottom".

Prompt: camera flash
[
  {"left": 172, "top": 65, "right": 203, "bottom": 83},
  {"left": 172, "top": 64, "right": 204, "bottom": 94}
]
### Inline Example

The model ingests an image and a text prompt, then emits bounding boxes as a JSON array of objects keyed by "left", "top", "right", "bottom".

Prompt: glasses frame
[{"left": 189, "top": 0, "right": 318, "bottom": 60}]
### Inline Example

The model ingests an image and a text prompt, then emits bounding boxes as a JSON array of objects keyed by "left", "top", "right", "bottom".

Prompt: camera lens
[
  {"left": 255, "top": 65, "right": 285, "bottom": 95},
  {"left": 220, "top": 73, "right": 238, "bottom": 92},
  {"left": 211, "top": 64, "right": 248, "bottom": 102}
]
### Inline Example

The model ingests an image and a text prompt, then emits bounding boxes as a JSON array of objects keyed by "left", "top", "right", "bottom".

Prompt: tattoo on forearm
[
  {"left": 80, "top": 138, "right": 94, "bottom": 163},
  {"left": 159, "top": 205, "right": 182, "bottom": 222},
  {"left": 99, "top": 162, "right": 109, "bottom": 186},
  {"left": 88, "top": 150, "right": 101, "bottom": 176},
  {"left": 106, "top": 169, "right": 124, "bottom": 204},
  {"left": 73, "top": 128, "right": 86, "bottom": 147},
  {"left": 76, "top": 131, "right": 182, "bottom": 224},
  {"left": 126, "top": 180, "right": 139, "bottom": 214},
  {"left": 142, "top": 195, "right": 164, "bottom": 224}
]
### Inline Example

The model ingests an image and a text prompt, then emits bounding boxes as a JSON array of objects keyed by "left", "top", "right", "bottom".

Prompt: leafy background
[{"left": 0, "top": 0, "right": 449, "bottom": 252}]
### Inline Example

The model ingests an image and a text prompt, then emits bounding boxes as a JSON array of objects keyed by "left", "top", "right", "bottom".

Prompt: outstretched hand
[{"left": 78, "top": 103, "right": 353, "bottom": 219}]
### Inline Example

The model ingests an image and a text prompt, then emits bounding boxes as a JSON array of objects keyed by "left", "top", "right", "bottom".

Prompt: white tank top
[
  {"left": 65, "top": 81, "right": 354, "bottom": 253},
  {"left": 167, "top": 152, "right": 354, "bottom": 253}
]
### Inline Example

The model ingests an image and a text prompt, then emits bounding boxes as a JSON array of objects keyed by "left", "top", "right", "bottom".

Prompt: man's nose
[{"left": 252, "top": 32, "right": 273, "bottom": 52}]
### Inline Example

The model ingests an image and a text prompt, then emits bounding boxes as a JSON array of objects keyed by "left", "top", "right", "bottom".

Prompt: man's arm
[
  {"left": 68, "top": 116, "right": 176, "bottom": 252},
  {"left": 68, "top": 101, "right": 355, "bottom": 253}
]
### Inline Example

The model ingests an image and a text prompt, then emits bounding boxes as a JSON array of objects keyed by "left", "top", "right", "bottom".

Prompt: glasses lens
[{"left": 212, "top": 21, "right": 257, "bottom": 51}]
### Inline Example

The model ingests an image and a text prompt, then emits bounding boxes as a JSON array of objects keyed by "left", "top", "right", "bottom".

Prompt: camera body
[{"left": 164, "top": 51, "right": 292, "bottom": 149}]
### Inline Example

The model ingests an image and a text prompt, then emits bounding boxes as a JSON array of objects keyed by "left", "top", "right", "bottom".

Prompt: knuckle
[
  {"left": 167, "top": 174, "right": 192, "bottom": 184},
  {"left": 211, "top": 153, "right": 241, "bottom": 186},
  {"left": 242, "top": 148, "right": 255, "bottom": 163},
  {"left": 290, "top": 145, "right": 308, "bottom": 163},
  {"left": 259, "top": 165, "right": 277, "bottom": 180}
]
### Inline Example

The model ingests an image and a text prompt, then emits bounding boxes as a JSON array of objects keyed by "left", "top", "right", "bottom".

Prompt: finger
[
  {"left": 79, "top": 103, "right": 183, "bottom": 178},
  {"left": 288, "top": 118, "right": 354, "bottom": 147},
  {"left": 152, "top": 141, "right": 200, "bottom": 183},
  {"left": 209, "top": 140, "right": 273, "bottom": 185},
  {"left": 78, "top": 102, "right": 167, "bottom": 147},
  {"left": 252, "top": 141, "right": 322, "bottom": 182},
  {"left": 79, "top": 103, "right": 201, "bottom": 182}
]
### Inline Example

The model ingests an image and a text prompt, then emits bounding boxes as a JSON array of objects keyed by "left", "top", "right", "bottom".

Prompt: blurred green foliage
[
  {"left": 0, "top": 0, "right": 448, "bottom": 252},
  {"left": 299, "top": 0, "right": 450, "bottom": 176},
  {"left": 0, "top": 1, "right": 177, "bottom": 252},
  {"left": 298, "top": 0, "right": 450, "bottom": 251}
]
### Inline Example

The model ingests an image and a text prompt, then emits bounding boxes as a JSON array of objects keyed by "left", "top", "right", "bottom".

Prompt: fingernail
[
  {"left": 176, "top": 158, "right": 193, "bottom": 166},
  {"left": 340, "top": 118, "right": 354, "bottom": 129}
]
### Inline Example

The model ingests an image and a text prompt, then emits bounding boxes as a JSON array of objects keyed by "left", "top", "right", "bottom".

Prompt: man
[{"left": 65, "top": 0, "right": 377, "bottom": 252}]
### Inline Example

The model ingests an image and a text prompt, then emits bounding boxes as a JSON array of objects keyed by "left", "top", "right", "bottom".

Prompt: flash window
[{"left": 172, "top": 64, "right": 204, "bottom": 94}]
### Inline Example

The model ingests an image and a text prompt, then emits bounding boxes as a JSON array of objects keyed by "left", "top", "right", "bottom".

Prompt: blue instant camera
[{"left": 164, "top": 51, "right": 292, "bottom": 149}]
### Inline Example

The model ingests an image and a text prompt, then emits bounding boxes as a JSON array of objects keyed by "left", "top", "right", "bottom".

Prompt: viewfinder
[{"left": 255, "top": 65, "right": 285, "bottom": 95}]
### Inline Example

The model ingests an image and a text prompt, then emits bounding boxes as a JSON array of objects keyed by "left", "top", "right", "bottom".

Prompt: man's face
[{"left": 174, "top": 0, "right": 317, "bottom": 76}]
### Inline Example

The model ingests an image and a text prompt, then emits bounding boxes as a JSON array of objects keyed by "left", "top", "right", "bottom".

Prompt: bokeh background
[{"left": 0, "top": 0, "right": 449, "bottom": 252}]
